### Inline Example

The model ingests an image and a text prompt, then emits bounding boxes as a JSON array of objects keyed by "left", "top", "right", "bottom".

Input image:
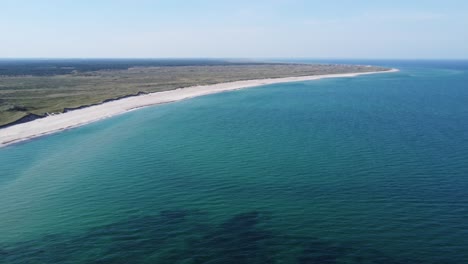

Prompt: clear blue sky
[{"left": 1, "top": 0, "right": 467, "bottom": 59}]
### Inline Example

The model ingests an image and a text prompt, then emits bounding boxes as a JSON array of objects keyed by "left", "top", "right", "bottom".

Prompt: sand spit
[{"left": 0, "top": 69, "right": 398, "bottom": 147}]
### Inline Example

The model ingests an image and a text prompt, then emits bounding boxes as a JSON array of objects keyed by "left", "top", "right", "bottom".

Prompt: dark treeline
[{"left": 0, "top": 59, "right": 273, "bottom": 76}]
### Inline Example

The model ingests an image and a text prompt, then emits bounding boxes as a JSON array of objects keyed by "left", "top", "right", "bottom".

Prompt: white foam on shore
[{"left": 0, "top": 69, "right": 399, "bottom": 147}]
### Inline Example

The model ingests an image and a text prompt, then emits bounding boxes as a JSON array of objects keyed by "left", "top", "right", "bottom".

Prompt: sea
[{"left": 1, "top": 60, "right": 467, "bottom": 263}]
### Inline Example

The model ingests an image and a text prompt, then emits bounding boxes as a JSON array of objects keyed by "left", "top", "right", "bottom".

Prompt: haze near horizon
[{"left": 1, "top": 0, "right": 468, "bottom": 59}]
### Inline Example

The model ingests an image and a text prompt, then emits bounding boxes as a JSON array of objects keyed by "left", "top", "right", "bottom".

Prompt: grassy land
[{"left": 0, "top": 63, "right": 388, "bottom": 127}]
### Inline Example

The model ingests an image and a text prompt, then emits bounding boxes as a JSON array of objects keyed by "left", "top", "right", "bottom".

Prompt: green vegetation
[{"left": 0, "top": 63, "right": 388, "bottom": 127}]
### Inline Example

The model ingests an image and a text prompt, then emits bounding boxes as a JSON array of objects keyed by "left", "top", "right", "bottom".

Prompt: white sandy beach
[{"left": 0, "top": 69, "right": 398, "bottom": 147}]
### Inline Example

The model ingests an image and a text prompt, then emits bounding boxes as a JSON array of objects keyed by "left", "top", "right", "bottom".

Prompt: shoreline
[{"left": 0, "top": 69, "right": 398, "bottom": 147}]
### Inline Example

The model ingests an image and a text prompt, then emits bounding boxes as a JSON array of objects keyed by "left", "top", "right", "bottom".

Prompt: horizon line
[{"left": 0, "top": 57, "right": 467, "bottom": 61}]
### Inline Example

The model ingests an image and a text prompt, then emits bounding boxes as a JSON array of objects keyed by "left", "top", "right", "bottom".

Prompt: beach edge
[{"left": 0, "top": 68, "right": 399, "bottom": 147}]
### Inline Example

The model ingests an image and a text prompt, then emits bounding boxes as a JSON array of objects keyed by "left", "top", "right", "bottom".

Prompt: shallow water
[{"left": 1, "top": 60, "right": 468, "bottom": 263}]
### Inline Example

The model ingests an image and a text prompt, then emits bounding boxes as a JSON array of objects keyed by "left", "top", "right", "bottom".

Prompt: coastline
[{"left": 0, "top": 69, "right": 398, "bottom": 147}]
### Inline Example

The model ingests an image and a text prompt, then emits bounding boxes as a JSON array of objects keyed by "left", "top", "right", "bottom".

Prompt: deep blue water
[{"left": 1, "top": 60, "right": 468, "bottom": 263}]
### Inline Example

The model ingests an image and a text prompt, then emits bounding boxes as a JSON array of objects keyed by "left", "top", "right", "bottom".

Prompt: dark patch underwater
[{"left": 1, "top": 210, "right": 414, "bottom": 264}]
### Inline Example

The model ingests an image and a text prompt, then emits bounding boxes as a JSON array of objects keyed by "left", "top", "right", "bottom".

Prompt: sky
[{"left": 1, "top": 0, "right": 467, "bottom": 59}]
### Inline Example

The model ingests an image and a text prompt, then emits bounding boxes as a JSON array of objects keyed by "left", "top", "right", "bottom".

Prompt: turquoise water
[{"left": 1, "top": 60, "right": 468, "bottom": 263}]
